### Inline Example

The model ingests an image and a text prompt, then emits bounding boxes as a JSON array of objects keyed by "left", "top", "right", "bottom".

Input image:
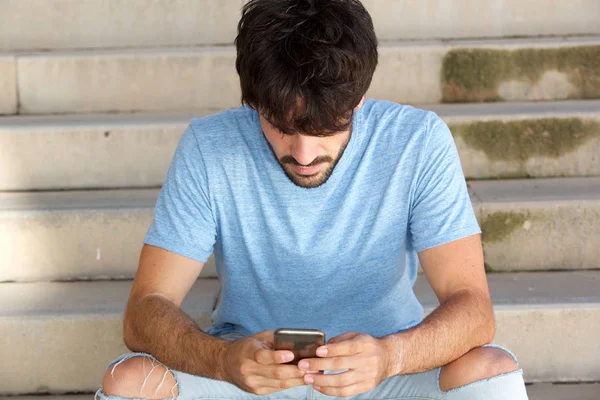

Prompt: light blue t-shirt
[{"left": 145, "top": 99, "right": 481, "bottom": 340}]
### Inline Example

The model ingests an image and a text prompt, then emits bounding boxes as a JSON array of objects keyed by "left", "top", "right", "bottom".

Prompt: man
[{"left": 99, "top": 0, "right": 528, "bottom": 399}]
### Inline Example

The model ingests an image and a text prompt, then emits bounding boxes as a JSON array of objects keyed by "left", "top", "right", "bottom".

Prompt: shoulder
[
  {"left": 188, "top": 106, "right": 255, "bottom": 142},
  {"left": 185, "top": 106, "right": 257, "bottom": 159},
  {"left": 360, "top": 99, "right": 441, "bottom": 145},
  {"left": 361, "top": 99, "right": 432, "bottom": 123}
]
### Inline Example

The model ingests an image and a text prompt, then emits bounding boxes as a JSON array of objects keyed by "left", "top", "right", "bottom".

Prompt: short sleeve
[
  {"left": 409, "top": 113, "right": 481, "bottom": 252},
  {"left": 144, "top": 123, "right": 216, "bottom": 262}
]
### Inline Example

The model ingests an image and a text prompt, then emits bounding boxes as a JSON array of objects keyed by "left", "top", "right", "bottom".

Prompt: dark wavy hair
[{"left": 235, "top": 0, "right": 378, "bottom": 136}]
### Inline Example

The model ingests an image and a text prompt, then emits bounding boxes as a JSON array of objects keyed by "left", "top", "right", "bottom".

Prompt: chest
[{"left": 216, "top": 178, "right": 411, "bottom": 282}]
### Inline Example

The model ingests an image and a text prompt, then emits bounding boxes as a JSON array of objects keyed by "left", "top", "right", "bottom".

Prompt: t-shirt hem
[
  {"left": 144, "top": 234, "right": 213, "bottom": 264},
  {"left": 413, "top": 226, "right": 482, "bottom": 253}
]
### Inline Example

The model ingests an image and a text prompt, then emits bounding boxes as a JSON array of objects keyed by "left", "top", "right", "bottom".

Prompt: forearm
[
  {"left": 123, "top": 294, "right": 228, "bottom": 380},
  {"left": 383, "top": 288, "right": 495, "bottom": 376}
]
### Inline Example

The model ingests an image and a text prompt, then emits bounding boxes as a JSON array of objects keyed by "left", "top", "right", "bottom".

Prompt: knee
[
  {"left": 439, "top": 347, "right": 520, "bottom": 392},
  {"left": 102, "top": 356, "right": 179, "bottom": 399}
]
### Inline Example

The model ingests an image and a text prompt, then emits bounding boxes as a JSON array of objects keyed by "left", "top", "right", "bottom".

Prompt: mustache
[{"left": 280, "top": 155, "right": 333, "bottom": 167}]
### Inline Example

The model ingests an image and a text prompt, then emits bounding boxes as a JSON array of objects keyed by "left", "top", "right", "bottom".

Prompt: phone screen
[{"left": 274, "top": 328, "right": 326, "bottom": 365}]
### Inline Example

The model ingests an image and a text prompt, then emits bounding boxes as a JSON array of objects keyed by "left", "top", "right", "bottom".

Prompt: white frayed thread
[
  {"left": 170, "top": 381, "right": 178, "bottom": 399},
  {"left": 154, "top": 368, "right": 171, "bottom": 395},
  {"left": 140, "top": 359, "right": 159, "bottom": 395},
  {"left": 110, "top": 357, "right": 129, "bottom": 377},
  {"left": 106, "top": 356, "right": 178, "bottom": 399},
  {"left": 94, "top": 387, "right": 102, "bottom": 400},
  {"left": 142, "top": 356, "right": 147, "bottom": 381}
]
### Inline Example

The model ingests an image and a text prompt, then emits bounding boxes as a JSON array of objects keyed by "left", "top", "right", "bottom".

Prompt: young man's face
[{"left": 260, "top": 98, "right": 364, "bottom": 189}]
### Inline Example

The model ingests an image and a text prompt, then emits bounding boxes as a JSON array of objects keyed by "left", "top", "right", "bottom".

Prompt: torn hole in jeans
[{"left": 102, "top": 354, "right": 179, "bottom": 399}]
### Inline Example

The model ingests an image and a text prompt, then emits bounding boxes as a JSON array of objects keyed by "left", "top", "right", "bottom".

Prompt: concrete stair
[
  {"left": 527, "top": 383, "right": 600, "bottom": 400},
  {"left": 1, "top": 178, "right": 599, "bottom": 282},
  {"left": 1, "top": 100, "right": 599, "bottom": 191},
  {"left": 1, "top": 0, "right": 599, "bottom": 51},
  {"left": 0, "top": 55, "right": 16, "bottom": 114},
  {"left": 1, "top": 36, "right": 599, "bottom": 115},
  {"left": 2, "top": 0, "right": 600, "bottom": 396},
  {"left": 6, "top": 383, "right": 600, "bottom": 400},
  {"left": 0, "top": 271, "right": 598, "bottom": 394},
  {"left": 469, "top": 178, "right": 600, "bottom": 272},
  {"left": 18, "top": 384, "right": 600, "bottom": 399}
]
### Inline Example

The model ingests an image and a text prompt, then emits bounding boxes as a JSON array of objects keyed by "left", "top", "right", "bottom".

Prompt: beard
[{"left": 276, "top": 134, "right": 351, "bottom": 189}]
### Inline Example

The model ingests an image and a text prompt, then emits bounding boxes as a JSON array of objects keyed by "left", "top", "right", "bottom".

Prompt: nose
[{"left": 290, "top": 135, "right": 320, "bottom": 166}]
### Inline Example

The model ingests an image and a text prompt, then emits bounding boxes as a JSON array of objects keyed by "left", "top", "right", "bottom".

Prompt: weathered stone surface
[
  {"left": 0, "top": 0, "right": 246, "bottom": 50},
  {"left": 1, "top": 0, "right": 599, "bottom": 50},
  {"left": 0, "top": 280, "right": 218, "bottom": 395},
  {"left": 1, "top": 271, "right": 598, "bottom": 393},
  {"left": 469, "top": 178, "right": 600, "bottom": 271},
  {"left": 15, "top": 43, "right": 445, "bottom": 114},
  {"left": 1, "top": 178, "right": 598, "bottom": 281},
  {"left": 0, "top": 113, "right": 196, "bottom": 190},
  {"left": 2, "top": 101, "right": 598, "bottom": 191},
  {"left": 528, "top": 383, "right": 600, "bottom": 400},
  {"left": 8, "top": 384, "right": 600, "bottom": 400},
  {"left": 450, "top": 116, "right": 600, "bottom": 179},
  {"left": 0, "top": 189, "right": 217, "bottom": 281},
  {"left": 494, "top": 306, "right": 600, "bottom": 383},
  {"left": 442, "top": 40, "right": 600, "bottom": 102},
  {"left": 16, "top": 38, "right": 600, "bottom": 114},
  {"left": 0, "top": 55, "right": 17, "bottom": 115},
  {"left": 370, "top": 42, "right": 446, "bottom": 104},
  {"left": 17, "top": 48, "right": 241, "bottom": 114},
  {"left": 416, "top": 270, "right": 600, "bottom": 383},
  {"left": 362, "top": 0, "right": 600, "bottom": 41},
  {"left": 434, "top": 100, "right": 600, "bottom": 179}
]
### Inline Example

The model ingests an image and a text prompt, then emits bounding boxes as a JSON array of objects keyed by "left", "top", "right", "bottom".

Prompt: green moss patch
[
  {"left": 442, "top": 46, "right": 600, "bottom": 102},
  {"left": 450, "top": 118, "right": 600, "bottom": 177},
  {"left": 480, "top": 211, "right": 531, "bottom": 243}
]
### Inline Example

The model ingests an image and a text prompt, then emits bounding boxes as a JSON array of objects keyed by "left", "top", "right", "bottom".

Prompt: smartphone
[{"left": 274, "top": 328, "right": 326, "bottom": 365}]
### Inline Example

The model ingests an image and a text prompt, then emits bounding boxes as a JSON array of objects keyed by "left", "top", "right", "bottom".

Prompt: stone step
[
  {"left": 1, "top": 100, "right": 599, "bottom": 191},
  {"left": 0, "top": 55, "right": 16, "bottom": 115},
  {"left": 0, "top": 271, "right": 598, "bottom": 394},
  {"left": 1, "top": 0, "right": 599, "bottom": 52},
  {"left": 469, "top": 178, "right": 600, "bottom": 272},
  {"left": 2, "top": 37, "right": 599, "bottom": 116},
  {"left": 1, "top": 178, "right": 599, "bottom": 282},
  {"left": 6, "top": 383, "right": 600, "bottom": 400},
  {"left": 527, "top": 383, "right": 600, "bottom": 400},
  {"left": 0, "top": 189, "right": 212, "bottom": 282},
  {"left": 0, "top": 111, "right": 206, "bottom": 191}
]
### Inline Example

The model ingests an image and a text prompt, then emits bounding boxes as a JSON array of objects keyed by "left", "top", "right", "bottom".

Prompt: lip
[{"left": 292, "top": 164, "right": 322, "bottom": 176}]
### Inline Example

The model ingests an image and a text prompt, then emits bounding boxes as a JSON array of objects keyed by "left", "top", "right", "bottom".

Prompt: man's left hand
[{"left": 297, "top": 332, "right": 397, "bottom": 397}]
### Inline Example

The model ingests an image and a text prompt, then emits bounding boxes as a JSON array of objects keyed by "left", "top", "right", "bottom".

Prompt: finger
[
  {"left": 298, "top": 356, "right": 361, "bottom": 372},
  {"left": 260, "top": 365, "right": 306, "bottom": 380},
  {"left": 328, "top": 332, "right": 360, "bottom": 344},
  {"left": 260, "top": 377, "right": 307, "bottom": 392},
  {"left": 242, "top": 375, "right": 306, "bottom": 395},
  {"left": 314, "top": 382, "right": 373, "bottom": 398},
  {"left": 255, "top": 348, "right": 295, "bottom": 365},
  {"left": 316, "top": 338, "right": 363, "bottom": 358},
  {"left": 304, "top": 370, "right": 365, "bottom": 388}
]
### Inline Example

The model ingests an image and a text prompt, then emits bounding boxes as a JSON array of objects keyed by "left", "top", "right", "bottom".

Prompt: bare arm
[
  {"left": 382, "top": 234, "right": 495, "bottom": 375},
  {"left": 123, "top": 244, "right": 228, "bottom": 379},
  {"left": 283, "top": 234, "right": 493, "bottom": 397}
]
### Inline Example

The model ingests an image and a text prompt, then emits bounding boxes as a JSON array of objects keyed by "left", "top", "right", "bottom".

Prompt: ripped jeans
[{"left": 97, "top": 331, "right": 529, "bottom": 400}]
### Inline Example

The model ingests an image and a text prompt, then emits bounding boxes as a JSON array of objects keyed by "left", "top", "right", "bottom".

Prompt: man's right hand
[{"left": 220, "top": 330, "right": 307, "bottom": 395}]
